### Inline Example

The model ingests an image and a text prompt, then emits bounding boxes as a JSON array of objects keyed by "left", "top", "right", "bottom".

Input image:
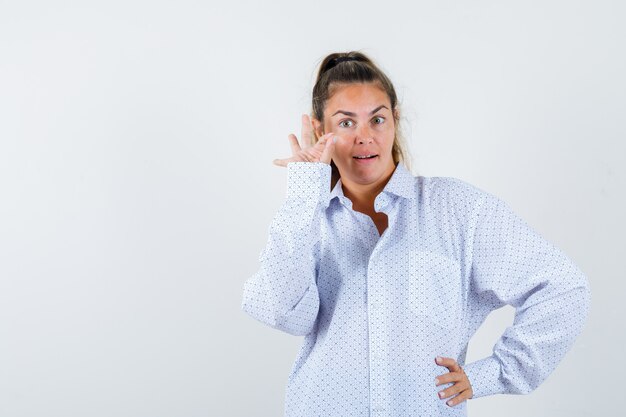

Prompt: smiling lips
[{"left": 352, "top": 154, "right": 379, "bottom": 164}]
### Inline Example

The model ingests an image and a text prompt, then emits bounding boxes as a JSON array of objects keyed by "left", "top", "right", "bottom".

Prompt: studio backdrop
[{"left": 0, "top": 1, "right": 624, "bottom": 416}]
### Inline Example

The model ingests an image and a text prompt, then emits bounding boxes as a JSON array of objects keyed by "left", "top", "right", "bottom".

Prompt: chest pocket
[{"left": 408, "top": 249, "right": 463, "bottom": 329}]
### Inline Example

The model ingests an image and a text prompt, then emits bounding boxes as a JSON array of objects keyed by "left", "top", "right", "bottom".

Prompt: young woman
[{"left": 242, "top": 51, "right": 590, "bottom": 416}]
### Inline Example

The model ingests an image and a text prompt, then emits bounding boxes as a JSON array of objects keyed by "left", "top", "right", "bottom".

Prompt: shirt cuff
[
  {"left": 462, "top": 356, "right": 506, "bottom": 399},
  {"left": 286, "top": 162, "right": 332, "bottom": 205}
]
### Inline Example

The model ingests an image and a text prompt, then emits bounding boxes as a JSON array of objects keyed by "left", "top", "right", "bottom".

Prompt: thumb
[{"left": 319, "top": 135, "right": 338, "bottom": 165}]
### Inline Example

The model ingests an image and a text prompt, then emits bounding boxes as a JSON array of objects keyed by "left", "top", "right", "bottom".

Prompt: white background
[{"left": 0, "top": 1, "right": 624, "bottom": 416}]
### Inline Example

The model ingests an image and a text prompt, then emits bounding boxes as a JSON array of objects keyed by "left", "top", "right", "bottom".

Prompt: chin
[{"left": 347, "top": 170, "right": 384, "bottom": 185}]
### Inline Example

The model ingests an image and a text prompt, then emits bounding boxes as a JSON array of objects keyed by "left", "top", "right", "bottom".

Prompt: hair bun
[
  {"left": 332, "top": 56, "right": 362, "bottom": 65},
  {"left": 319, "top": 53, "right": 365, "bottom": 74}
]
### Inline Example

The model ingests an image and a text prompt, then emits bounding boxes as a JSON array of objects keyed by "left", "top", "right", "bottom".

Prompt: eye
[
  {"left": 339, "top": 119, "right": 354, "bottom": 128},
  {"left": 372, "top": 116, "right": 385, "bottom": 124}
]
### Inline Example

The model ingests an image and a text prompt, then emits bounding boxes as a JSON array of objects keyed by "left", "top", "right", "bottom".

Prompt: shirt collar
[{"left": 329, "top": 162, "right": 416, "bottom": 206}]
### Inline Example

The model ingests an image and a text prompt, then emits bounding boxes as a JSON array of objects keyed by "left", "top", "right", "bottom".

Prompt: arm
[
  {"left": 462, "top": 192, "right": 591, "bottom": 398},
  {"left": 241, "top": 162, "right": 331, "bottom": 336}
]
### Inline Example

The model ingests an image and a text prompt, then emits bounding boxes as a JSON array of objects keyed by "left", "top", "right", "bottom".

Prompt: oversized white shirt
[{"left": 241, "top": 161, "right": 591, "bottom": 417}]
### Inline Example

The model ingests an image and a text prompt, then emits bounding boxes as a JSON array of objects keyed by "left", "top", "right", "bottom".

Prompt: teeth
[{"left": 354, "top": 155, "right": 376, "bottom": 159}]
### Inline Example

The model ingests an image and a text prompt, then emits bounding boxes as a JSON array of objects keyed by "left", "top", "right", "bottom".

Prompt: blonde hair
[{"left": 311, "top": 51, "right": 411, "bottom": 184}]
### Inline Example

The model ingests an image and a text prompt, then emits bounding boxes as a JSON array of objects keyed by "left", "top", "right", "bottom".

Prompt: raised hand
[
  {"left": 273, "top": 114, "right": 337, "bottom": 167},
  {"left": 434, "top": 356, "right": 474, "bottom": 407}
]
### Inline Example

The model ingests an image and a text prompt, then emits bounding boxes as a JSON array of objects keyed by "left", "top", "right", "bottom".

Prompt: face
[{"left": 313, "top": 83, "right": 397, "bottom": 189}]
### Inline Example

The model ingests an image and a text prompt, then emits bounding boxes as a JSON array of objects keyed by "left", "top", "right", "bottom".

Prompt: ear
[
  {"left": 393, "top": 107, "right": 400, "bottom": 122},
  {"left": 311, "top": 117, "right": 325, "bottom": 140}
]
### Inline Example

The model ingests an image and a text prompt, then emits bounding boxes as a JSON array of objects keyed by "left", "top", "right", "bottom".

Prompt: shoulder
[{"left": 417, "top": 175, "right": 494, "bottom": 209}]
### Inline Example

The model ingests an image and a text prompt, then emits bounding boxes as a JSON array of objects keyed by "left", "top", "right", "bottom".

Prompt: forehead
[{"left": 325, "top": 83, "right": 390, "bottom": 114}]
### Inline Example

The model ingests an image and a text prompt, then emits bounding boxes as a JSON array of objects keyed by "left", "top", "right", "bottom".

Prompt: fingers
[
  {"left": 444, "top": 390, "right": 473, "bottom": 407},
  {"left": 435, "top": 373, "right": 468, "bottom": 398},
  {"left": 301, "top": 114, "right": 314, "bottom": 147},
  {"left": 435, "top": 356, "right": 462, "bottom": 372},
  {"left": 434, "top": 356, "right": 473, "bottom": 407},
  {"left": 275, "top": 131, "right": 336, "bottom": 167},
  {"left": 434, "top": 370, "right": 465, "bottom": 387},
  {"left": 319, "top": 134, "right": 337, "bottom": 165},
  {"left": 288, "top": 114, "right": 314, "bottom": 156},
  {"left": 273, "top": 158, "right": 289, "bottom": 167},
  {"left": 288, "top": 134, "right": 301, "bottom": 155}
]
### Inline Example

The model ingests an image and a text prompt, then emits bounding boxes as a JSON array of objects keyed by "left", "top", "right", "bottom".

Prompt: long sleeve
[
  {"left": 462, "top": 192, "right": 591, "bottom": 398},
  {"left": 241, "top": 162, "right": 331, "bottom": 336}
]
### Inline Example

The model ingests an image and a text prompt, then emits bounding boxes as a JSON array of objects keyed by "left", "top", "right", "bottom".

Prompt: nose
[{"left": 355, "top": 124, "right": 374, "bottom": 144}]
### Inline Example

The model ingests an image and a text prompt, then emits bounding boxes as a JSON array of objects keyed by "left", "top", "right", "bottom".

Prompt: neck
[{"left": 341, "top": 163, "right": 396, "bottom": 213}]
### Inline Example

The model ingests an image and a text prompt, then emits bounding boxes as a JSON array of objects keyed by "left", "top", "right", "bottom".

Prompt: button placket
[{"left": 367, "top": 257, "right": 390, "bottom": 416}]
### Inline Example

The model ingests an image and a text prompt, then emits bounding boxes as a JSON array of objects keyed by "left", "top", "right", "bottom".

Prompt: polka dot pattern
[{"left": 242, "top": 162, "right": 591, "bottom": 416}]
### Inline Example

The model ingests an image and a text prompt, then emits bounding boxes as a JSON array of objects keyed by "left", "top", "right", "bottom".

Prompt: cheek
[
  {"left": 323, "top": 121, "right": 334, "bottom": 135},
  {"left": 380, "top": 128, "right": 396, "bottom": 149},
  {"left": 332, "top": 143, "right": 352, "bottom": 161}
]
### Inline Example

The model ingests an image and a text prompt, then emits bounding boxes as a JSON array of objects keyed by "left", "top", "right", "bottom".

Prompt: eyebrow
[{"left": 331, "top": 105, "right": 389, "bottom": 117}]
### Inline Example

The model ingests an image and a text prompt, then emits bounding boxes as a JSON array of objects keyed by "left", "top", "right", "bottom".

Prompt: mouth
[{"left": 353, "top": 154, "right": 378, "bottom": 160}]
